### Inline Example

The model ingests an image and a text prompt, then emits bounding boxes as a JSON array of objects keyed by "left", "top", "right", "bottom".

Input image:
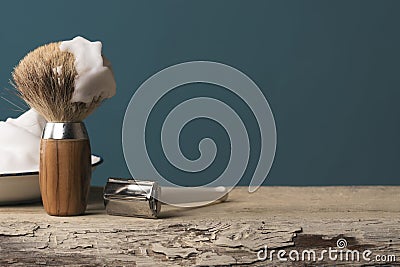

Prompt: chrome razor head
[{"left": 103, "top": 178, "right": 161, "bottom": 219}]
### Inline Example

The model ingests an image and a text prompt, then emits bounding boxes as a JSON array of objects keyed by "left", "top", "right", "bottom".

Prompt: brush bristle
[{"left": 12, "top": 42, "right": 100, "bottom": 122}]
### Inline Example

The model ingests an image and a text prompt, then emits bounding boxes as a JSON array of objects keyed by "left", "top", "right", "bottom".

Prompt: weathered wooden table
[{"left": 0, "top": 186, "right": 399, "bottom": 266}]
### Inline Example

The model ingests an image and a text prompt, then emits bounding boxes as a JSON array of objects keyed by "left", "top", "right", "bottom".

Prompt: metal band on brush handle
[{"left": 42, "top": 122, "right": 88, "bottom": 140}]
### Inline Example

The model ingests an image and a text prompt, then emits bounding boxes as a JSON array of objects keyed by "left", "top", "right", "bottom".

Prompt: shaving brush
[{"left": 12, "top": 42, "right": 102, "bottom": 216}]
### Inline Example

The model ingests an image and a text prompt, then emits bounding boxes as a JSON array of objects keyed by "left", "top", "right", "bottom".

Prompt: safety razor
[{"left": 103, "top": 178, "right": 229, "bottom": 218}]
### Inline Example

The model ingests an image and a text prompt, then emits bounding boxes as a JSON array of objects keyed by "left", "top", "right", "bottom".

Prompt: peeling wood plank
[{"left": 0, "top": 186, "right": 398, "bottom": 266}]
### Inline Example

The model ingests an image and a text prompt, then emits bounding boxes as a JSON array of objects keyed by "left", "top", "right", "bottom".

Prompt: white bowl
[{"left": 0, "top": 155, "right": 103, "bottom": 205}]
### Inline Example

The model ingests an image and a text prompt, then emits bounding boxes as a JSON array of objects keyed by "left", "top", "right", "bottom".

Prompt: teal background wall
[{"left": 1, "top": 1, "right": 400, "bottom": 186}]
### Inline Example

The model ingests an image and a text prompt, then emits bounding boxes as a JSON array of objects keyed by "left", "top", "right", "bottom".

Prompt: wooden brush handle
[{"left": 39, "top": 139, "right": 91, "bottom": 216}]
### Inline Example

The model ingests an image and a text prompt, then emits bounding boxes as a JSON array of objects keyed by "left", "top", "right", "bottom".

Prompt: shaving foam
[
  {"left": 60, "top": 36, "right": 116, "bottom": 103},
  {"left": 0, "top": 109, "right": 46, "bottom": 174}
]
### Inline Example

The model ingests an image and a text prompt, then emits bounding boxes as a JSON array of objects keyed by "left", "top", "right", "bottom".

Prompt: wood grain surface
[
  {"left": 0, "top": 186, "right": 399, "bottom": 266},
  {"left": 39, "top": 139, "right": 91, "bottom": 216}
]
